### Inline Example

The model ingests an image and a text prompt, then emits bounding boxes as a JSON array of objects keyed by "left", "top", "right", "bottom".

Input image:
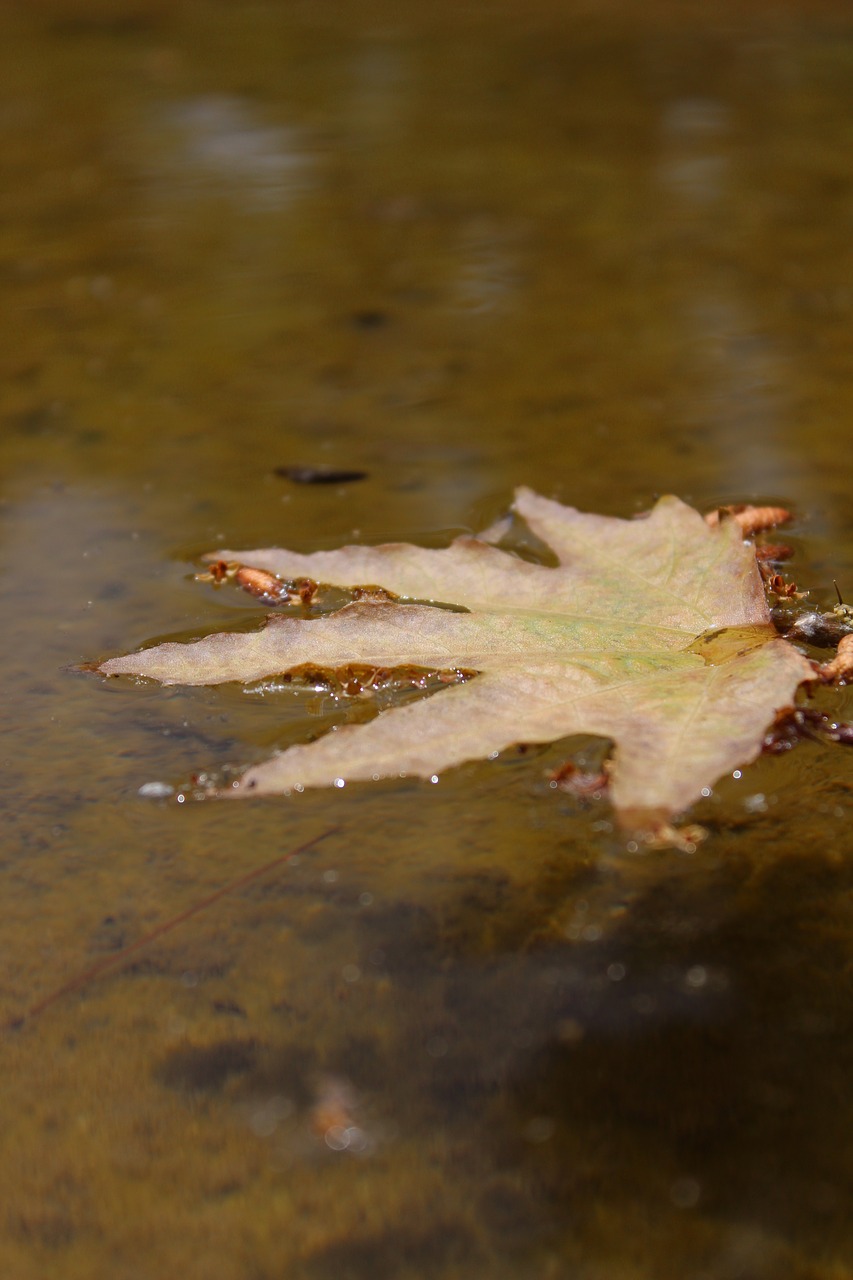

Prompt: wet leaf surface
[{"left": 99, "top": 489, "right": 815, "bottom": 826}]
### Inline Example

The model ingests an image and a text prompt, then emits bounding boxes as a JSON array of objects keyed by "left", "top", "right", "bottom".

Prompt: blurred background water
[{"left": 1, "top": 2, "right": 852, "bottom": 1277}]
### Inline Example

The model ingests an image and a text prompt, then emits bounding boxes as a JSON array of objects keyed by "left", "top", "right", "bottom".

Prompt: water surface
[{"left": 1, "top": 2, "right": 852, "bottom": 1277}]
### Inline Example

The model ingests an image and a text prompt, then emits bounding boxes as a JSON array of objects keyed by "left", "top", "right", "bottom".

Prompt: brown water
[{"left": 2, "top": 2, "right": 853, "bottom": 1276}]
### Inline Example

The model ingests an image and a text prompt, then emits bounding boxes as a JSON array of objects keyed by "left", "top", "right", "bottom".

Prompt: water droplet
[
  {"left": 324, "top": 1125, "right": 350, "bottom": 1151},
  {"left": 343, "top": 1125, "right": 369, "bottom": 1153},
  {"left": 138, "top": 781, "right": 174, "bottom": 799}
]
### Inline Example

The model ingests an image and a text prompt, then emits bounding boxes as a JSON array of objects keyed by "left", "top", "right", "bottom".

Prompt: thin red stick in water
[{"left": 4, "top": 825, "right": 339, "bottom": 1032}]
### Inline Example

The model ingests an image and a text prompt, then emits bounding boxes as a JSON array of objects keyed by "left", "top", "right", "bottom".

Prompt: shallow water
[{"left": 1, "top": 2, "right": 852, "bottom": 1276}]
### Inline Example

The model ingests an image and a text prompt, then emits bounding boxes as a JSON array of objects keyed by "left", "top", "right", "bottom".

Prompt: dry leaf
[
  {"left": 98, "top": 490, "right": 816, "bottom": 828},
  {"left": 703, "top": 504, "right": 792, "bottom": 536},
  {"left": 819, "top": 633, "right": 853, "bottom": 684}
]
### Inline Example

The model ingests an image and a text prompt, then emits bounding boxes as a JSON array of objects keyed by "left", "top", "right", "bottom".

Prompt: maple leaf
[{"left": 98, "top": 489, "right": 814, "bottom": 828}]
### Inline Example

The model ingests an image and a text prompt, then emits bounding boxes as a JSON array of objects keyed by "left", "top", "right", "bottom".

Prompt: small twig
[{"left": 4, "top": 825, "right": 339, "bottom": 1033}]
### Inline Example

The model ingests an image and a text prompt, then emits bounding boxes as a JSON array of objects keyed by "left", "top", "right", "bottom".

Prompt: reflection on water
[
  {"left": 659, "top": 97, "right": 730, "bottom": 206},
  {"left": 451, "top": 217, "right": 523, "bottom": 316},
  {"left": 1, "top": 2, "right": 852, "bottom": 1278},
  {"left": 148, "top": 94, "right": 314, "bottom": 210},
  {"left": 657, "top": 91, "right": 797, "bottom": 503}
]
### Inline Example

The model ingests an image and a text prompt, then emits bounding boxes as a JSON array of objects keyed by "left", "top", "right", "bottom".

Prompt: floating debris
[
  {"left": 704, "top": 503, "right": 792, "bottom": 535},
  {"left": 309, "top": 1074, "right": 372, "bottom": 1153},
  {"left": 274, "top": 465, "right": 368, "bottom": 485},
  {"left": 818, "top": 633, "right": 853, "bottom": 685}
]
